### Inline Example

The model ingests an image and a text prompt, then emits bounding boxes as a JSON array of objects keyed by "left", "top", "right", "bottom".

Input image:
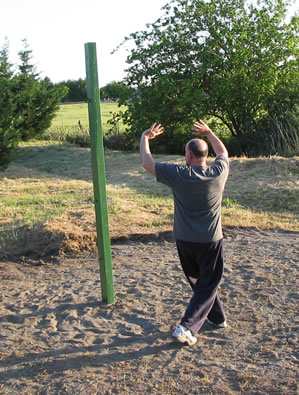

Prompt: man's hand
[
  {"left": 143, "top": 122, "right": 164, "bottom": 139},
  {"left": 192, "top": 120, "right": 212, "bottom": 136},
  {"left": 192, "top": 119, "right": 228, "bottom": 158},
  {"left": 140, "top": 123, "right": 163, "bottom": 177}
]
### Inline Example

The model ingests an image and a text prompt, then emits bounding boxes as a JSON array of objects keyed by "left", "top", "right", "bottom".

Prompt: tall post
[{"left": 84, "top": 42, "right": 114, "bottom": 304}]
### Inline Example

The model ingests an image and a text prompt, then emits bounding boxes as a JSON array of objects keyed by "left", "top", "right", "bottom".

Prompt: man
[{"left": 140, "top": 120, "right": 229, "bottom": 346}]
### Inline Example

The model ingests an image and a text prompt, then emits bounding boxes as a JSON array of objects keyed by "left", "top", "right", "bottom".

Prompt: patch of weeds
[
  {"left": 238, "top": 372, "right": 259, "bottom": 384},
  {"left": 135, "top": 193, "right": 173, "bottom": 211},
  {"left": 0, "top": 228, "right": 24, "bottom": 255},
  {"left": 108, "top": 204, "right": 121, "bottom": 214},
  {"left": 223, "top": 197, "right": 236, "bottom": 207},
  {"left": 199, "top": 375, "right": 211, "bottom": 384},
  {"left": 142, "top": 216, "right": 172, "bottom": 228},
  {"left": 151, "top": 218, "right": 172, "bottom": 227},
  {"left": 44, "top": 125, "right": 90, "bottom": 147}
]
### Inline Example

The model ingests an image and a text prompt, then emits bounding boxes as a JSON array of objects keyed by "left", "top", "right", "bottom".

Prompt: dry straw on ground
[{"left": 0, "top": 145, "right": 298, "bottom": 261}]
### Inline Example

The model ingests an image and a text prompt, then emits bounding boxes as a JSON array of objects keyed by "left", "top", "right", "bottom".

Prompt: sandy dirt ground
[{"left": 0, "top": 226, "right": 298, "bottom": 394}]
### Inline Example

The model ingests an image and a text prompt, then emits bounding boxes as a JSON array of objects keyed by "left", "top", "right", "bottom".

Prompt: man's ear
[{"left": 187, "top": 151, "right": 194, "bottom": 162}]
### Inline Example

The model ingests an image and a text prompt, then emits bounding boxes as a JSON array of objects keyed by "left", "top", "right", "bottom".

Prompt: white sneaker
[
  {"left": 172, "top": 325, "right": 197, "bottom": 346},
  {"left": 206, "top": 319, "right": 227, "bottom": 328}
]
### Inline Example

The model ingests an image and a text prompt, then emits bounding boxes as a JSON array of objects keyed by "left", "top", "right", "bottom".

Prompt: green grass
[
  {"left": 50, "top": 102, "right": 124, "bottom": 133},
  {"left": 0, "top": 177, "right": 94, "bottom": 232},
  {"left": 51, "top": 103, "right": 89, "bottom": 128},
  {"left": 44, "top": 102, "right": 126, "bottom": 146}
]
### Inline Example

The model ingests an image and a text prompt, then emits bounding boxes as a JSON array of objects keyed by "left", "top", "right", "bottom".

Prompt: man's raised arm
[
  {"left": 192, "top": 120, "right": 228, "bottom": 158},
  {"left": 140, "top": 123, "right": 164, "bottom": 176}
]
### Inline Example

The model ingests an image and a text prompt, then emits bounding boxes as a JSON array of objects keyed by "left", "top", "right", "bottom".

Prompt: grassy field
[
  {"left": 48, "top": 102, "right": 123, "bottom": 134},
  {"left": 51, "top": 102, "right": 121, "bottom": 129},
  {"left": 44, "top": 102, "right": 125, "bottom": 146},
  {"left": 0, "top": 138, "right": 298, "bottom": 259}
]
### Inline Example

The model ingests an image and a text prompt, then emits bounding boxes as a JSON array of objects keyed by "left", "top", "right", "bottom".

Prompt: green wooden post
[{"left": 84, "top": 42, "right": 114, "bottom": 304}]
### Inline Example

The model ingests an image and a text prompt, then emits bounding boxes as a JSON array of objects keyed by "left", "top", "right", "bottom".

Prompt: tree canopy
[
  {"left": 116, "top": 0, "right": 298, "bottom": 154},
  {"left": 56, "top": 78, "right": 87, "bottom": 102},
  {"left": 100, "top": 81, "right": 134, "bottom": 101}
]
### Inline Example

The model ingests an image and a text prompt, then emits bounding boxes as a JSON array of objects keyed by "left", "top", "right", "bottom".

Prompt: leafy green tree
[
  {"left": 57, "top": 78, "right": 87, "bottom": 102},
  {"left": 117, "top": 0, "right": 298, "bottom": 154},
  {"left": 100, "top": 81, "right": 134, "bottom": 101}
]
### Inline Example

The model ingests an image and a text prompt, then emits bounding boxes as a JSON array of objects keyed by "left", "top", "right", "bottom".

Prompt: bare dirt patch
[{"left": 0, "top": 227, "right": 298, "bottom": 394}]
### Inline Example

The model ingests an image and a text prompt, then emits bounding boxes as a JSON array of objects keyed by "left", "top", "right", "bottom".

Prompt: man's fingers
[
  {"left": 193, "top": 120, "right": 204, "bottom": 128},
  {"left": 192, "top": 124, "right": 201, "bottom": 133},
  {"left": 145, "top": 123, "right": 164, "bottom": 139},
  {"left": 192, "top": 120, "right": 210, "bottom": 135},
  {"left": 155, "top": 124, "right": 164, "bottom": 132},
  {"left": 151, "top": 122, "right": 163, "bottom": 129},
  {"left": 151, "top": 123, "right": 164, "bottom": 134}
]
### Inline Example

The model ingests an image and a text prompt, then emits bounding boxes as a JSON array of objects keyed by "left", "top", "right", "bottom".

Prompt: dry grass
[
  {"left": 0, "top": 141, "right": 298, "bottom": 261},
  {"left": 223, "top": 156, "right": 298, "bottom": 229}
]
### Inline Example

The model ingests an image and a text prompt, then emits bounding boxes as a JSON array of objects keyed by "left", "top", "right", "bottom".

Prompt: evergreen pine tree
[{"left": 0, "top": 39, "right": 20, "bottom": 169}]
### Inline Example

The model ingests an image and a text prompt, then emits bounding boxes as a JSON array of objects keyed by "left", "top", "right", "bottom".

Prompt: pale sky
[
  {"left": 0, "top": 0, "right": 167, "bottom": 86},
  {"left": 1, "top": 0, "right": 297, "bottom": 87}
]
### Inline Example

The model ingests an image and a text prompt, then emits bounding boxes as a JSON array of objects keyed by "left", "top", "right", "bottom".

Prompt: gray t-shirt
[{"left": 155, "top": 155, "right": 229, "bottom": 243}]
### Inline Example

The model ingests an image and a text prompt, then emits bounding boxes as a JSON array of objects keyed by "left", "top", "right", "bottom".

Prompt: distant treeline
[{"left": 55, "top": 79, "right": 132, "bottom": 103}]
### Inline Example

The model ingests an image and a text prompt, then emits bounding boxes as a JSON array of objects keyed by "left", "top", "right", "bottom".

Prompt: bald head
[{"left": 186, "top": 138, "right": 208, "bottom": 159}]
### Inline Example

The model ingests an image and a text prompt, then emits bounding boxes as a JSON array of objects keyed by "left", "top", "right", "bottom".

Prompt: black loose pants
[{"left": 176, "top": 238, "right": 226, "bottom": 334}]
